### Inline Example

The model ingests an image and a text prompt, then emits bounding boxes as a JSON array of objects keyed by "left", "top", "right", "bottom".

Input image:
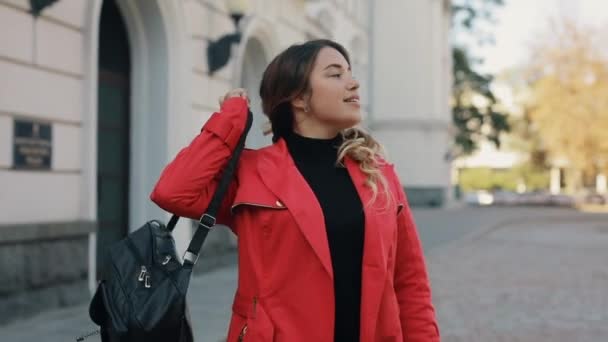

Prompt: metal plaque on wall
[{"left": 13, "top": 119, "right": 52, "bottom": 170}]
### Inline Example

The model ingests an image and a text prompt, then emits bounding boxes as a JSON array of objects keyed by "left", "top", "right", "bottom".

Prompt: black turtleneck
[{"left": 284, "top": 131, "right": 365, "bottom": 342}]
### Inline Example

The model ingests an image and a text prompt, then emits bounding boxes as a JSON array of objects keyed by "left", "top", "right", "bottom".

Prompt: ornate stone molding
[{"left": 304, "top": 0, "right": 337, "bottom": 37}]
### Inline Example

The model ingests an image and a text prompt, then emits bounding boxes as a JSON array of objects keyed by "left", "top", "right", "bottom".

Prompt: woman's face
[{"left": 300, "top": 47, "right": 361, "bottom": 132}]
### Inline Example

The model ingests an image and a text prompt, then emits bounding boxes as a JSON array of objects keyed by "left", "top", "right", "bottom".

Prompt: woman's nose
[{"left": 348, "top": 76, "right": 360, "bottom": 90}]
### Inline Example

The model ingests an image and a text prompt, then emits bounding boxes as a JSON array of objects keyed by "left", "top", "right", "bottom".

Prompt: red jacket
[{"left": 151, "top": 97, "right": 440, "bottom": 342}]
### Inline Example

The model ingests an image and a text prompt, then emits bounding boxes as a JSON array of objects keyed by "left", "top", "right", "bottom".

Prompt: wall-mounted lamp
[
  {"left": 29, "top": 0, "right": 59, "bottom": 17},
  {"left": 207, "top": 0, "right": 250, "bottom": 75}
]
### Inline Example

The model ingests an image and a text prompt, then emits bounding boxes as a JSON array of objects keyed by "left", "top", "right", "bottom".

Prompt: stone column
[
  {"left": 550, "top": 167, "right": 561, "bottom": 195},
  {"left": 596, "top": 173, "right": 607, "bottom": 194}
]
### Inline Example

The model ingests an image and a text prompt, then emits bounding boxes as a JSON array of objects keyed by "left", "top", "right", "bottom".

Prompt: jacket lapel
[
  {"left": 344, "top": 157, "right": 389, "bottom": 341},
  {"left": 257, "top": 140, "right": 390, "bottom": 340},
  {"left": 257, "top": 139, "right": 334, "bottom": 280}
]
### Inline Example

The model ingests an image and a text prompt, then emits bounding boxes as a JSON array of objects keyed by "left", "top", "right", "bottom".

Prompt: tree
[
  {"left": 526, "top": 19, "right": 608, "bottom": 190},
  {"left": 452, "top": 0, "right": 504, "bottom": 44},
  {"left": 495, "top": 67, "right": 550, "bottom": 173},
  {"left": 450, "top": 0, "right": 510, "bottom": 157}
]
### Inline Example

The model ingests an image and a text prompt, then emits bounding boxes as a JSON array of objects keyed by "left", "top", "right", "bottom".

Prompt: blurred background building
[{"left": 0, "top": 0, "right": 451, "bottom": 323}]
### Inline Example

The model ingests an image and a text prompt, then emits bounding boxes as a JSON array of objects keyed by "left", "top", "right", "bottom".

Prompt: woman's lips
[{"left": 344, "top": 98, "right": 360, "bottom": 107}]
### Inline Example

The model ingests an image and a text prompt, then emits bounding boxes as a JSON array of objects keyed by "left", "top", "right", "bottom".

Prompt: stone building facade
[{"left": 0, "top": 0, "right": 450, "bottom": 323}]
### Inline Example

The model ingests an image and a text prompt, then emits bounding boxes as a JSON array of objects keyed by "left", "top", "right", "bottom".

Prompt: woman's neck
[
  {"left": 292, "top": 120, "right": 341, "bottom": 140},
  {"left": 284, "top": 130, "right": 343, "bottom": 165}
]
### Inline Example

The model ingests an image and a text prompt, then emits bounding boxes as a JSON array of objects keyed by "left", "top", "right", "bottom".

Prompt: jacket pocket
[
  {"left": 231, "top": 177, "right": 287, "bottom": 214},
  {"left": 231, "top": 200, "right": 286, "bottom": 214},
  {"left": 227, "top": 310, "right": 248, "bottom": 342},
  {"left": 228, "top": 293, "right": 275, "bottom": 342},
  {"left": 231, "top": 193, "right": 287, "bottom": 214},
  {"left": 224, "top": 170, "right": 289, "bottom": 237},
  {"left": 231, "top": 190, "right": 289, "bottom": 237}
]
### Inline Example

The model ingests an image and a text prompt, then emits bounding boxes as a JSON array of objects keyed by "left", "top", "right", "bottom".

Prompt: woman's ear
[{"left": 291, "top": 93, "right": 310, "bottom": 113}]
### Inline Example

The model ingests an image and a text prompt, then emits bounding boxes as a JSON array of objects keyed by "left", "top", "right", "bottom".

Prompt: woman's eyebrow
[{"left": 323, "top": 63, "right": 351, "bottom": 71}]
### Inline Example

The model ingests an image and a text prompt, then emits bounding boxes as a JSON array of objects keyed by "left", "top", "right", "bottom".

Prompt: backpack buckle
[
  {"left": 183, "top": 251, "right": 199, "bottom": 265},
  {"left": 198, "top": 213, "right": 216, "bottom": 230}
]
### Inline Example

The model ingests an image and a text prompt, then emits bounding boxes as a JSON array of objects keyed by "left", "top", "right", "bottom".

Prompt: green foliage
[
  {"left": 452, "top": 0, "right": 504, "bottom": 44},
  {"left": 458, "top": 164, "right": 549, "bottom": 192},
  {"left": 452, "top": 47, "right": 510, "bottom": 155},
  {"left": 505, "top": 110, "right": 548, "bottom": 168},
  {"left": 457, "top": 168, "right": 496, "bottom": 192},
  {"left": 513, "top": 163, "right": 551, "bottom": 190},
  {"left": 450, "top": 0, "right": 510, "bottom": 157}
]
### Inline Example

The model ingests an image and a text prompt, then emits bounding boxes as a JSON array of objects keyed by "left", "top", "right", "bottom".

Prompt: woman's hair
[{"left": 259, "top": 39, "right": 392, "bottom": 207}]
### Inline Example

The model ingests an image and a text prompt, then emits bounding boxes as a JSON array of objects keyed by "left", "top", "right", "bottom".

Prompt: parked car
[
  {"left": 583, "top": 193, "right": 607, "bottom": 205},
  {"left": 492, "top": 190, "right": 520, "bottom": 206},
  {"left": 465, "top": 189, "right": 576, "bottom": 207},
  {"left": 464, "top": 190, "right": 494, "bottom": 206},
  {"left": 549, "top": 194, "right": 575, "bottom": 207}
]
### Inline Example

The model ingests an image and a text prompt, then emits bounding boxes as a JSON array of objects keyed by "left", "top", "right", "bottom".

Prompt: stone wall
[{"left": 0, "top": 221, "right": 95, "bottom": 325}]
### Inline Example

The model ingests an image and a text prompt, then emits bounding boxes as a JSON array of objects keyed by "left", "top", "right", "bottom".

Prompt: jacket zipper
[
  {"left": 397, "top": 203, "right": 404, "bottom": 215},
  {"left": 237, "top": 296, "right": 257, "bottom": 341},
  {"left": 237, "top": 324, "right": 248, "bottom": 342}
]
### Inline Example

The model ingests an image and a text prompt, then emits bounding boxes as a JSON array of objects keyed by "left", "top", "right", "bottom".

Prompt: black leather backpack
[{"left": 89, "top": 109, "right": 252, "bottom": 341}]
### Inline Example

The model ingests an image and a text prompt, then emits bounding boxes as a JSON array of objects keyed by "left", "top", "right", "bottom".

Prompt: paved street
[
  {"left": 413, "top": 206, "right": 601, "bottom": 252},
  {"left": 1, "top": 206, "right": 607, "bottom": 341},
  {"left": 430, "top": 215, "right": 608, "bottom": 341}
]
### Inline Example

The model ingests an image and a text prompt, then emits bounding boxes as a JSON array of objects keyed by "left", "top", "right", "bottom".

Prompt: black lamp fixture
[
  {"left": 29, "top": 0, "right": 59, "bottom": 17},
  {"left": 207, "top": 0, "right": 250, "bottom": 75}
]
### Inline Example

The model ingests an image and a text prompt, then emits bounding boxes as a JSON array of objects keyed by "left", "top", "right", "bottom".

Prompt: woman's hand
[{"left": 219, "top": 88, "right": 250, "bottom": 107}]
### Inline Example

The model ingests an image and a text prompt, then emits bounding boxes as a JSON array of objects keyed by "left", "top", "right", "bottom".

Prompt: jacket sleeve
[
  {"left": 150, "top": 97, "right": 248, "bottom": 230},
  {"left": 392, "top": 169, "right": 441, "bottom": 341}
]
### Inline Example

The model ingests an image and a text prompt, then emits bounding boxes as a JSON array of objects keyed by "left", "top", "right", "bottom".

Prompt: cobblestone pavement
[
  {"left": 2, "top": 207, "right": 607, "bottom": 341},
  {"left": 429, "top": 217, "right": 608, "bottom": 341}
]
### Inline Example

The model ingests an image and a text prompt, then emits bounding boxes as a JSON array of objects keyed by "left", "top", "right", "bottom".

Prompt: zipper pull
[
  {"left": 144, "top": 275, "right": 151, "bottom": 288},
  {"left": 138, "top": 266, "right": 147, "bottom": 282},
  {"left": 162, "top": 255, "right": 172, "bottom": 265},
  {"left": 237, "top": 324, "right": 248, "bottom": 342}
]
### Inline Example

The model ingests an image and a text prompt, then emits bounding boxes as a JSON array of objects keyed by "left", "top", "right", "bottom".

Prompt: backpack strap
[{"left": 167, "top": 108, "right": 253, "bottom": 267}]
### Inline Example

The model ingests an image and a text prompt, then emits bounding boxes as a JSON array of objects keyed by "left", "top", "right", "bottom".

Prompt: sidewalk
[
  {"left": 0, "top": 264, "right": 239, "bottom": 342},
  {"left": 2, "top": 206, "right": 606, "bottom": 341}
]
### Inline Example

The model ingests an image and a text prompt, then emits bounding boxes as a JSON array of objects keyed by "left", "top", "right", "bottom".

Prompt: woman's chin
[
  {"left": 337, "top": 115, "right": 362, "bottom": 130},
  {"left": 319, "top": 111, "right": 361, "bottom": 130}
]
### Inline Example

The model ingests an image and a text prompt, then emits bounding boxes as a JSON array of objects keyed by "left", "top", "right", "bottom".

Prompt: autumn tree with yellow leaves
[{"left": 526, "top": 19, "right": 608, "bottom": 191}]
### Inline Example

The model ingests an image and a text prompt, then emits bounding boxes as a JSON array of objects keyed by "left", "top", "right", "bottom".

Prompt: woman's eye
[{"left": 331, "top": 74, "right": 342, "bottom": 78}]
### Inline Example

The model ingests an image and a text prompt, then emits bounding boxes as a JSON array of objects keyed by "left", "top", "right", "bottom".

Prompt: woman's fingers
[
  {"left": 219, "top": 88, "right": 249, "bottom": 107},
  {"left": 230, "top": 88, "right": 247, "bottom": 98}
]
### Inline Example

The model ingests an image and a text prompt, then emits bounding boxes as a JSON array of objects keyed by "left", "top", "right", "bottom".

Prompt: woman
[{"left": 151, "top": 39, "right": 440, "bottom": 342}]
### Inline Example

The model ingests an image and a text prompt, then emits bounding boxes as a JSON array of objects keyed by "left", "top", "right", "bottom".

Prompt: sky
[
  {"left": 473, "top": 0, "right": 608, "bottom": 74},
  {"left": 453, "top": 0, "right": 608, "bottom": 168}
]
